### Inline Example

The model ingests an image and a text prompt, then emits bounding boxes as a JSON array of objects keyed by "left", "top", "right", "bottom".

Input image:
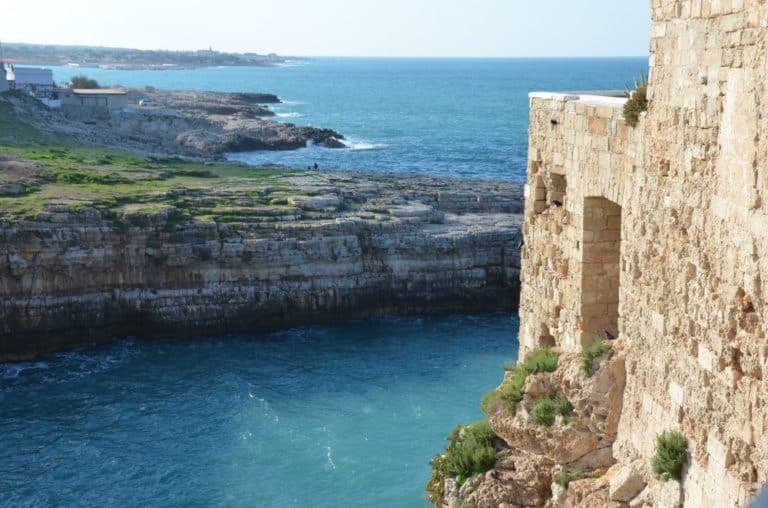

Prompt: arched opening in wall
[{"left": 580, "top": 197, "right": 621, "bottom": 348}]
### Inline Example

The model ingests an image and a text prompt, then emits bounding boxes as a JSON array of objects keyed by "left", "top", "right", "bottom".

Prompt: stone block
[{"left": 609, "top": 463, "right": 647, "bottom": 502}]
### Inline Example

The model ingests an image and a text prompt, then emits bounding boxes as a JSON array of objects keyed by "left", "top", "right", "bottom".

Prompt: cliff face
[{"left": 0, "top": 171, "right": 523, "bottom": 360}]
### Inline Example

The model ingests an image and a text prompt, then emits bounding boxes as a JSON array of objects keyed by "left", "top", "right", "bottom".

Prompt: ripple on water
[{"left": 0, "top": 314, "right": 519, "bottom": 507}]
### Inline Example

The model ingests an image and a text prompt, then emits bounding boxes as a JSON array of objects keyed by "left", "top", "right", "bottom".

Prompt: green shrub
[
  {"left": 530, "top": 393, "right": 573, "bottom": 427},
  {"left": 580, "top": 339, "right": 612, "bottom": 376},
  {"left": 652, "top": 431, "right": 688, "bottom": 481},
  {"left": 623, "top": 73, "right": 648, "bottom": 127},
  {"left": 522, "top": 347, "right": 559, "bottom": 373},
  {"left": 553, "top": 468, "right": 587, "bottom": 489},
  {"left": 426, "top": 419, "right": 498, "bottom": 504},
  {"left": 69, "top": 75, "right": 100, "bottom": 89},
  {"left": 483, "top": 348, "right": 560, "bottom": 416}
]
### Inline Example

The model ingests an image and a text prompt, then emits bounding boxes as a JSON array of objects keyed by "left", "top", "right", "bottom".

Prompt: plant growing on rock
[
  {"left": 652, "top": 430, "right": 688, "bottom": 481},
  {"left": 483, "top": 348, "right": 560, "bottom": 416},
  {"left": 553, "top": 468, "right": 587, "bottom": 489},
  {"left": 580, "top": 339, "right": 612, "bottom": 376},
  {"left": 427, "top": 419, "right": 499, "bottom": 505},
  {"left": 530, "top": 392, "right": 573, "bottom": 427},
  {"left": 623, "top": 73, "right": 648, "bottom": 127}
]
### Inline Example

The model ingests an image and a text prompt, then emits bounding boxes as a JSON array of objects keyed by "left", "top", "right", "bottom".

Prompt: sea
[
  {"left": 47, "top": 57, "right": 647, "bottom": 180},
  {"left": 2, "top": 58, "right": 647, "bottom": 507}
]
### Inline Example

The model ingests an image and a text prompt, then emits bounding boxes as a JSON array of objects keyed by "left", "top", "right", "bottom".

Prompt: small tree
[
  {"left": 69, "top": 75, "right": 100, "bottom": 89},
  {"left": 623, "top": 73, "right": 648, "bottom": 127}
]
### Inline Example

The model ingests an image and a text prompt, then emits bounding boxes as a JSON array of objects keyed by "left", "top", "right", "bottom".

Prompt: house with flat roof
[
  {"left": 60, "top": 88, "right": 129, "bottom": 109},
  {"left": 59, "top": 88, "right": 129, "bottom": 120},
  {"left": 10, "top": 66, "right": 54, "bottom": 95}
]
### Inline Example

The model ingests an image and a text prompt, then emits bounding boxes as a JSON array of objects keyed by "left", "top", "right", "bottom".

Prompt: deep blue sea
[
  {"left": 3, "top": 58, "right": 647, "bottom": 507},
  {"left": 1, "top": 315, "right": 518, "bottom": 507},
  {"left": 49, "top": 57, "right": 647, "bottom": 180}
]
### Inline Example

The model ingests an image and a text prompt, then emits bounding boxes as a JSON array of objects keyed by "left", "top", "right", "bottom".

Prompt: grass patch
[
  {"left": 623, "top": 73, "right": 648, "bottom": 127},
  {"left": 427, "top": 419, "right": 498, "bottom": 505},
  {"left": 553, "top": 468, "right": 587, "bottom": 489},
  {"left": 483, "top": 348, "right": 560, "bottom": 416},
  {"left": 580, "top": 339, "right": 612, "bottom": 376},
  {"left": 0, "top": 97, "right": 309, "bottom": 224},
  {"left": 530, "top": 393, "right": 573, "bottom": 427},
  {"left": 652, "top": 430, "right": 688, "bottom": 481}
]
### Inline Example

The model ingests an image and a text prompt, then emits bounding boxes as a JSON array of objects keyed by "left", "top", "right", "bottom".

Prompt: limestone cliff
[{"left": 0, "top": 168, "right": 523, "bottom": 360}]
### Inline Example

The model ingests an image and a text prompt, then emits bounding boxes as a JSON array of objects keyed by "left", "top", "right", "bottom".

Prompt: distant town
[{"left": 0, "top": 42, "right": 287, "bottom": 70}]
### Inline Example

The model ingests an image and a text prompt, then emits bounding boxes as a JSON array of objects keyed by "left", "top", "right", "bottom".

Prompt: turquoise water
[
  {"left": 49, "top": 57, "right": 647, "bottom": 180},
  {"left": 1, "top": 314, "right": 518, "bottom": 507}
]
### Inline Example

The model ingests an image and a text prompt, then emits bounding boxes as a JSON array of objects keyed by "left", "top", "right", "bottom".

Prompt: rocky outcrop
[
  {"left": 436, "top": 343, "right": 627, "bottom": 508},
  {"left": 5, "top": 90, "right": 345, "bottom": 158},
  {"left": 0, "top": 171, "right": 523, "bottom": 360}
]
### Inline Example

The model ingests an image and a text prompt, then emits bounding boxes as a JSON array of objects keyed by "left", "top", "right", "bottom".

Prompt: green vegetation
[
  {"left": 553, "top": 468, "right": 587, "bottom": 489},
  {"left": 482, "top": 347, "right": 560, "bottom": 416},
  {"left": 427, "top": 419, "right": 498, "bottom": 504},
  {"left": 0, "top": 99, "right": 304, "bottom": 223},
  {"left": 69, "top": 75, "right": 100, "bottom": 89},
  {"left": 580, "top": 339, "right": 612, "bottom": 376},
  {"left": 623, "top": 73, "right": 648, "bottom": 127},
  {"left": 651, "top": 431, "right": 688, "bottom": 481},
  {"left": 530, "top": 393, "right": 573, "bottom": 427}
]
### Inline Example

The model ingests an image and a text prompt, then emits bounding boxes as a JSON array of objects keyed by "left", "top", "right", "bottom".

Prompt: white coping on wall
[{"left": 529, "top": 91, "right": 627, "bottom": 108}]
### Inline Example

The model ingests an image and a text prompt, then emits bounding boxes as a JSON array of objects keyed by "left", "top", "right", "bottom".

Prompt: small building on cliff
[
  {"left": 60, "top": 88, "right": 129, "bottom": 120},
  {"left": 9, "top": 66, "right": 54, "bottom": 96}
]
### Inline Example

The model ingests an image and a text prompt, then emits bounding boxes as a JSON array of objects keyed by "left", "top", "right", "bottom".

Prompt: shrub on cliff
[
  {"left": 530, "top": 392, "right": 573, "bottom": 427},
  {"left": 652, "top": 430, "right": 688, "bottom": 481},
  {"left": 69, "top": 75, "right": 100, "bottom": 89},
  {"left": 483, "top": 348, "right": 560, "bottom": 416},
  {"left": 553, "top": 468, "right": 587, "bottom": 489},
  {"left": 623, "top": 73, "right": 648, "bottom": 127},
  {"left": 426, "top": 419, "right": 498, "bottom": 504},
  {"left": 580, "top": 339, "right": 612, "bottom": 376}
]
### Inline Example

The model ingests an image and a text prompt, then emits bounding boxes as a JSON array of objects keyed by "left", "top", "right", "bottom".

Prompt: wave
[
  {"left": 276, "top": 112, "right": 303, "bottom": 119},
  {"left": 340, "top": 138, "right": 389, "bottom": 151},
  {"left": 1, "top": 361, "right": 49, "bottom": 379}
]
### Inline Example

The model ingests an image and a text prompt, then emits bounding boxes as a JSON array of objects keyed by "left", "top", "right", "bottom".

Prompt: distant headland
[{"left": 0, "top": 42, "right": 291, "bottom": 70}]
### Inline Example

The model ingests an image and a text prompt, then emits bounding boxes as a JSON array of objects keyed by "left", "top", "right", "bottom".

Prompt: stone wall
[{"left": 520, "top": 1, "right": 768, "bottom": 505}]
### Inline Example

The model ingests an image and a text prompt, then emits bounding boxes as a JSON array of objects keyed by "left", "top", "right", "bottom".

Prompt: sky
[{"left": 3, "top": 0, "right": 650, "bottom": 57}]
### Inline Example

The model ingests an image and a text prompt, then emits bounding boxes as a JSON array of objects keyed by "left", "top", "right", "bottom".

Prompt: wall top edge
[{"left": 529, "top": 91, "right": 627, "bottom": 108}]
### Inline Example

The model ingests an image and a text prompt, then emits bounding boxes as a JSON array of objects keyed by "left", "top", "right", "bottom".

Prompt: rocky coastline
[
  {"left": 6, "top": 89, "right": 345, "bottom": 159},
  {"left": 0, "top": 89, "right": 525, "bottom": 360},
  {"left": 0, "top": 145, "right": 524, "bottom": 360}
]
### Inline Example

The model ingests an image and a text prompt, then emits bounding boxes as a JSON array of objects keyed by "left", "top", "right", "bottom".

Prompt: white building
[{"left": 10, "top": 66, "right": 55, "bottom": 96}]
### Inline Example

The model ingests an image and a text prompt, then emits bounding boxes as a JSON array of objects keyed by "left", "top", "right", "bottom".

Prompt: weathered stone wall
[
  {"left": 520, "top": 93, "right": 643, "bottom": 353},
  {"left": 520, "top": 1, "right": 768, "bottom": 505}
]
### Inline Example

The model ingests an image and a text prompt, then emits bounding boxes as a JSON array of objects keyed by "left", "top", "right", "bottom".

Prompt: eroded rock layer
[{"left": 0, "top": 172, "right": 523, "bottom": 360}]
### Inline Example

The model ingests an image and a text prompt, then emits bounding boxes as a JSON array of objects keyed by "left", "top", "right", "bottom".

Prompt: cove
[{"left": 0, "top": 313, "right": 519, "bottom": 507}]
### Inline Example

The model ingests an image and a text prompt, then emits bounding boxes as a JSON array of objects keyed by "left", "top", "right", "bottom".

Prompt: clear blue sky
[{"left": 4, "top": 0, "right": 650, "bottom": 57}]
